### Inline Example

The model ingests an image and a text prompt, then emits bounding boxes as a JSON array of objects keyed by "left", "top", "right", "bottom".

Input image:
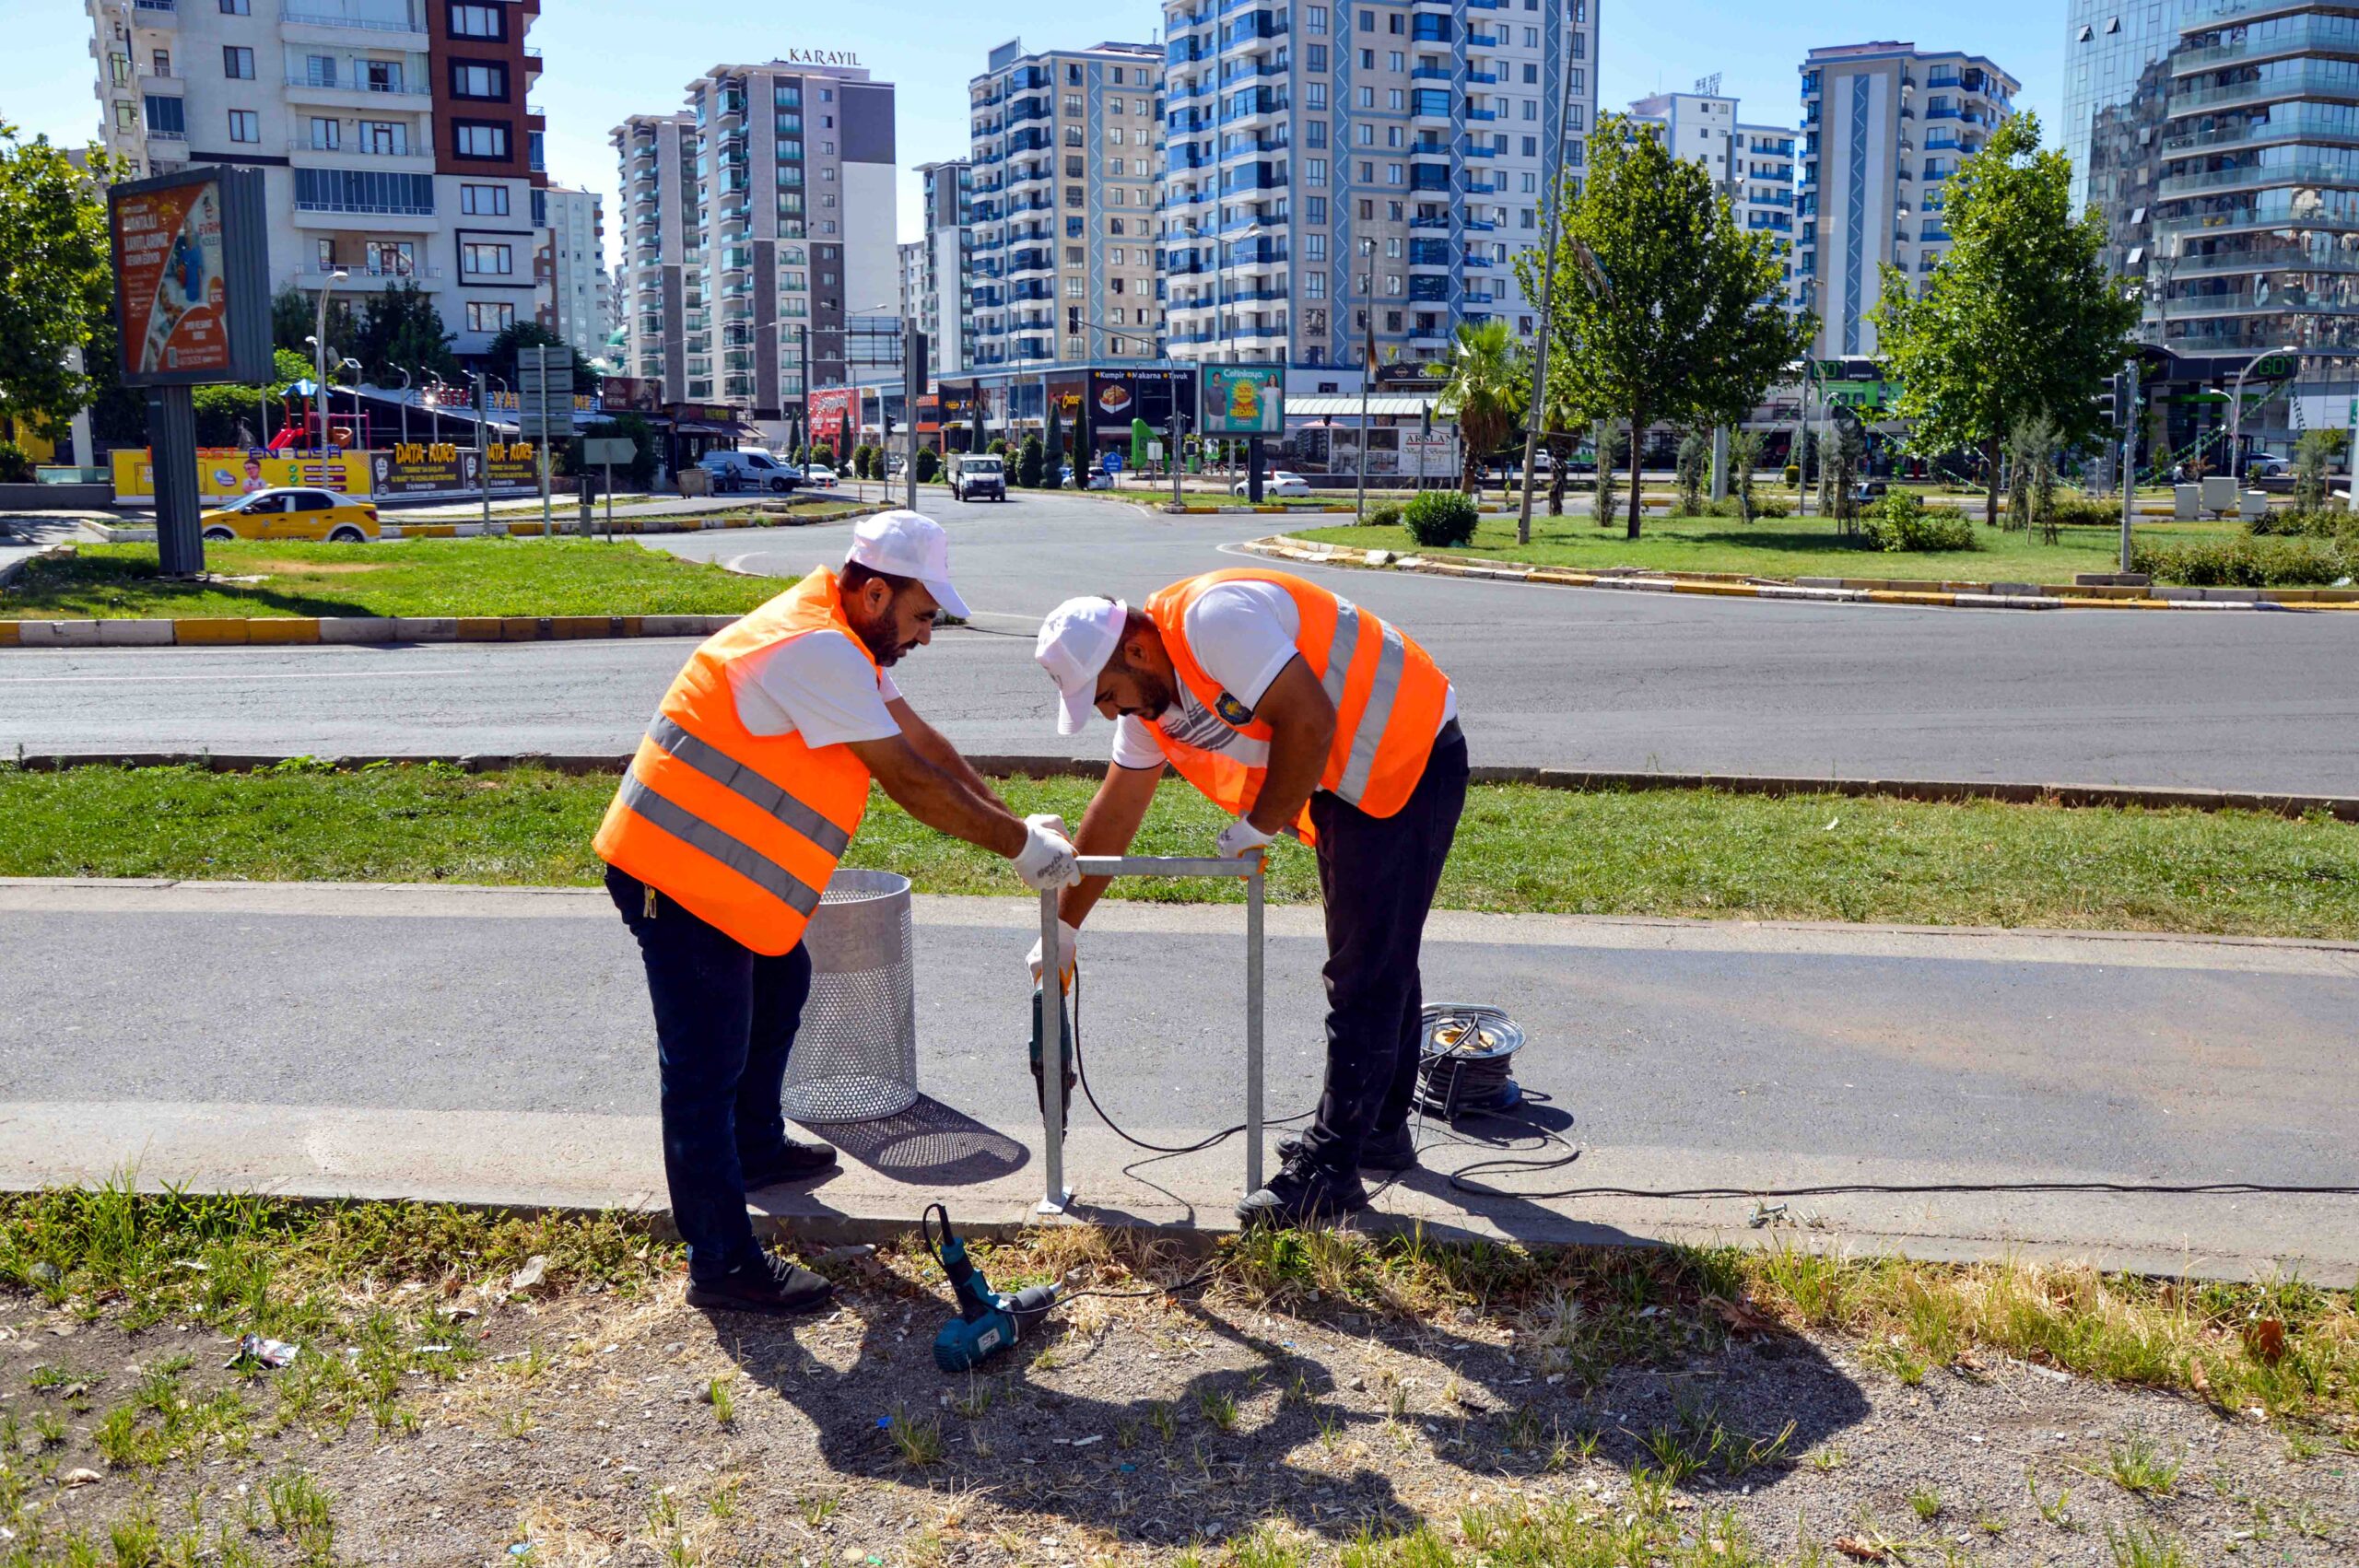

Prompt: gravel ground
[{"left": 2, "top": 1254, "right": 2350, "bottom": 1567}]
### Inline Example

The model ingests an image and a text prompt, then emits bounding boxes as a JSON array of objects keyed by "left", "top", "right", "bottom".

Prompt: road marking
[{"left": 0, "top": 668, "right": 479, "bottom": 685}]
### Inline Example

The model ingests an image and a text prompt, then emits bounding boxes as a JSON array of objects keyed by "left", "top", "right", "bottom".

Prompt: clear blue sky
[{"left": 2, "top": 0, "right": 2063, "bottom": 258}]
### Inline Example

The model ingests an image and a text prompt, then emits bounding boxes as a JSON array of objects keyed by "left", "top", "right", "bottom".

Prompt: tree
[
  {"left": 1042, "top": 401, "right": 1064, "bottom": 488},
  {"left": 1674, "top": 428, "right": 1710, "bottom": 516},
  {"left": 570, "top": 415, "right": 658, "bottom": 488},
  {"left": 1728, "top": 429, "right": 1764, "bottom": 523},
  {"left": 1439, "top": 318, "right": 1523, "bottom": 494},
  {"left": 1516, "top": 112, "right": 1810, "bottom": 538},
  {"left": 1017, "top": 434, "right": 1045, "bottom": 488},
  {"left": 0, "top": 124, "right": 118, "bottom": 439},
  {"left": 352, "top": 282, "right": 459, "bottom": 386},
  {"left": 485, "top": 320, "right": 597, "bottom": 392},
  {"left": 271, "top": 284, "right": 356, "bottom": 361},
  {"left": 1872, "top": 112, "right": 2141, "bottom": 528},
  {"left": 2294, "top": 428, "right": 2342, "bottom": 512}
]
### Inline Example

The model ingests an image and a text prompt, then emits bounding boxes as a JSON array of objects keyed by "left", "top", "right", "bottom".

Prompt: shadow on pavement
[{"left": 788, "top": 1094, "right": 1029, "bottom": 1188}]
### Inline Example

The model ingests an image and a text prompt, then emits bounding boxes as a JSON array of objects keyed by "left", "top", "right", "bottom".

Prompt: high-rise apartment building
[
  {"left": 1793, "top": 41, "right": 2017, "bottom": 359},
  {"left": 614, "top": 59, "right": 897, "bottom": 419},
  {"left": 1156, "top": 0, "right": 1598, "bottom": 372},
  {"left": 541, "top": 182, "right": 610, "bottom": 362},
  {"left": 966, "top": 39, "right": 1166, "bottom": 371},
  {"left": 912, "top": 158, "right": 973, "bottom": 373},
  {"left": 1626, "top": 84, "right": 1798, "bottom": 268},
  {"left": 2066, "top": 0, "right": 2359, "bottom": 449},
  {"left": 898, "top": 240, "right": 925, "bottom": 326},
  {"left": 87, "top": 0, "right": 550, "bottom": 360}
]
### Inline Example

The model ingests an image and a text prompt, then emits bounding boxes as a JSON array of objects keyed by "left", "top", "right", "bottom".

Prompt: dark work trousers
[
  {"left": 1297, "top": 722, "right": 1470, "bottom": 1170},
  {"left": 606, "top": 864, "right": 811, "bottom": 1283}
]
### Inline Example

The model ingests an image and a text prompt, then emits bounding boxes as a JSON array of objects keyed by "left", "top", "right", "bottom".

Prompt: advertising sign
[
  {"left": 1087, "top": 368, "right": 1190, "bottom": 429},
  {"left": 369, "top": 442, "right": 539, "bottom": 496},
  {"left": 808, "top": 387, "right": 858, "bottom": 442},
  {"left": 601, "top": 376, "right": 662, "bottom": 414},
  {"left": 109, "top": 167, "right": 270, "bottom": 388},
  {"left": 111, "top": 448, "right": 372, "bottom": 503},
  {"left": 1201, "top": 366, "right": 1283, "bottom": 435},
  {"left": 1400, "top": 433, "right": 1459, "bottom": 479}
]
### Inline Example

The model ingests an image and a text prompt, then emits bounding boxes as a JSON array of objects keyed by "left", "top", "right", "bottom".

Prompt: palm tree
[{"left": 1439, "top": 319, "right": 1524, "bottom": 495}]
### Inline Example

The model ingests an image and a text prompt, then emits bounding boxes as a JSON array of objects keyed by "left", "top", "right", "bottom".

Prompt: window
[
  {"left": 466, "top": 301, "right": 515, "bottom": 333},
  {"left": 302, "top": 54, "right": 337, "bottom": 87},
  {"left": 1308, "top": 5, "right": 1327, "bottom": 30},
  {"left": 153, "top": 49, "right": 172, "bottom": 76},
  {"left": 227, "top": 110, "right": 259, "bottom": 143},
  {"left": 448, "top": 3, "right": 502, "bottom": 38},
  {"left": 450, "top": 62, "right": 506, "bottom": 100},
  {"left": 462, "top": 241, "right": 513, "bottom": 275},
  {"left": 459, "top": 182, "right": 509, "bottom": 216},
  {"left": 222, "top": 46, "right": 253, "bottom": 79},
  {"left": 1062, "top": 94, "right": 1082, "bottom": 114},
  {"left": 315, "top": 239, "right": 335, "bottom": 270},
  {"left": 453, "top": 121, "right": 510, "bottom": 159},
  {"left": 218, "top": 0, "right": 248, "bottom": 11},
  {"left": 309, "top": 117, "right": 339, "bottom": 150},
  {"left": 358, "top": 121, "right": 406, "bottom": 154},
  {"left": 361, "top": 59, "right": 403, "bottom": 92},
  {"left": 293, "top": 167, "right": 434, "bottom": 215},
  {"left": 366, "top": 240, "right": 415, "bottom": 275}
]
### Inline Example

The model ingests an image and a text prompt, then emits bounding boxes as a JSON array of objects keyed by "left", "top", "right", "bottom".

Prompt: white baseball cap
[
  {"left": 843, "top": 510, "right": 970, "bottom": 620},
  {"left": 1034, "top": 595, "right": 1130, "bottom": 735}
]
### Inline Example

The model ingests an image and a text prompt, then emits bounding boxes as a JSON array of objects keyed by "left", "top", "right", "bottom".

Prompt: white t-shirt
[
  {"left": 728, "top": 627, "right": 904, "bottom": 747},
  {"left": 1110, "top": 580, "right": 1456, "bottom": 769}
]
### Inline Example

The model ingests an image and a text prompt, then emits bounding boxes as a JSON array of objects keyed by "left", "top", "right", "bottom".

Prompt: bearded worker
[
  {"left": 599, "top": 511, "right": 1080, "bottom": 1315},
  {"left": 1030, "top": 568, "right": 1465, "bottom": 1226}
]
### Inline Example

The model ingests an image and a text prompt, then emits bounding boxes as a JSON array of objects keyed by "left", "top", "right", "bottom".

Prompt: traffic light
[{"left": 2098, "top": 373, "right": 2122, "bottom": 429}]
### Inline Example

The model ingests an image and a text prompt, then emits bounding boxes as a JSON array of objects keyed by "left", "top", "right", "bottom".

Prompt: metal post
[
  {"left": 1516, "top": 3, "right": 1580, "bottom": 545},
  {"left": 1354, "top": 351, "right": 1371, "bottom": 521},
  {"left": 1170, "top": 404, "right": 1184, "bottom": 508},
  {"left": 1710, "top": 423, "right": 1730, "bottom": 504},
  {"left": 604, "top": 460, "right": 616, "bottom": 541},
  {"left": 905, "top": 323, "right": 922, "bottom": 511},
  {"left": 1037, "top": 884, "right": 1069, "bottom": 1216},
  {"left": 475, "top": 372, "right": 491, "bottom": 535},
  {"left": 147, "top": 385, "right": 204, "bottom": 578},
  {"left": 2120, "top": 355, "right": 2139, "bottom": 574},
  {"left": 1244, "top": 856, "right": 1265, "bottom": 1196},
  {"left": 395, "top": 366, "right": 410, "bottom": 448}
]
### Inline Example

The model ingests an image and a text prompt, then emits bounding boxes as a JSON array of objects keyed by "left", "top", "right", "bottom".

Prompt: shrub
[
  {"left": 2248, "top": 507, "right": 2355, "bottom": 542},
  {"left": 915, "top": 447, "right": 940, "bottom": 485},
  {"left": 2132, "top": 535, "right": 2348, "bottom": 587},
  {"left": 1016, "top": 436, "right": 1045, "bottom": 489},
  {"left": 1402, "top": 489, "right": 1480, "bottom": 548},
  {"left": 0, "top": 441, "right": 32, "bottom": 484},
  {"left": 1860, "top": 491, "right": 1978, "bottom": 553},
  {"left": 1366, "top": 500, "right": 1404, "bottom": 528},
  {"left": 2048, "top": 494, "right": 2118, "bottom": 528},
  {"left": 1782, "top": 464, "right": 1802, "bottom": 488}
]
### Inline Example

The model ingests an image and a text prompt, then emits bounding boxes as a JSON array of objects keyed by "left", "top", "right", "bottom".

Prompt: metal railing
[{"left": 1034, "top": 854, "right": 1264, "bottom": 1214}]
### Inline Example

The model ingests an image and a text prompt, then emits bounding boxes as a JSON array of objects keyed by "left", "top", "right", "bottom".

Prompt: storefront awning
[{"left": 1286, "top": 394, "right": 1445, "bottom": 419}]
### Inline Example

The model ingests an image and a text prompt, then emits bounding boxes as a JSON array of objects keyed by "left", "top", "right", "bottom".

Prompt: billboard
[
  {"left": 808, "top": 387, "right": 858, "bottom": 442},
  {"left": 1087, "top": 369, "right": 1191, "bottom": 431},
  {"left": 601, "top": 376, "right": 662, "bottom": 414},
  {"left": 112, "top": 447, "right": 371, "bottom": 502},
  {"left": 109, "top": 167, "right": 270, "bottom": 388},
  {"left": 1201, "top": 366, "right": 1283, "bottom": 435},
  {"left": 369, "top": 442, "right": 541, "bottom": 496}
]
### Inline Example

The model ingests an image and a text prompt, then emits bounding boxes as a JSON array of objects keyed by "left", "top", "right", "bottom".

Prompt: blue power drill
[{"left": 925, "top": 1203, "right": 1062, "bottom": 1374}]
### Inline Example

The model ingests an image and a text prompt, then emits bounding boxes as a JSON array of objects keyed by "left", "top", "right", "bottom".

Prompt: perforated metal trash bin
[{"left": 782, "top": 869, "right": 919, "bottom": 1123}]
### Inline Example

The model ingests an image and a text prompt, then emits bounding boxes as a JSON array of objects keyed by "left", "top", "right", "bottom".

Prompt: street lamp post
[
  {"left": 392, "top": 365, "right": 411, "bottom": 447},
  {"left": 1515, "top": 0, "right": 1583, "bottom": 545},
  {"left": 2228, "top": 343, "right": 2298, "bottom": 484},
  {"left": 310, "top": 269, "right": 346, "bottom": 452}
]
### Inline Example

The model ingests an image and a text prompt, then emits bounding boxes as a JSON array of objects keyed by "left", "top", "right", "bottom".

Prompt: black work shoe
[
  {"left": 685, "top": 1251, "right": 834, "bottom": 1316},
  {"left": 1236, "top": 1154, "right": 1369, "bottom": 1229},
  {"left": 1277, "top": 1124, "right": 1419, "bottom": 1174},
  {"left": 739, "top": 1138, "right": 839, "bottom": 1189}
]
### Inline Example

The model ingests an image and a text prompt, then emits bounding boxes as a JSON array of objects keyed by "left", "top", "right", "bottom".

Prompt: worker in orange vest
[
  {"left": 598, "top": 512, "right": 1080, "bottom": 1315},
  {"left": 1031, "top": 568, "right": 1466, "bottom": 1226}
]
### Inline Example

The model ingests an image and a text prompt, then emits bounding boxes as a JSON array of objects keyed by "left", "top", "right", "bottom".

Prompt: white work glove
[
  {"left": 1027, "top": 919, "right": 1080, "bottom": 989},
  {"left": 1215, "top": 815, "right": 1276, "bottom": 859},
  {"left": 1011, "top": 813, "right": 1081, "bottom": 890}
]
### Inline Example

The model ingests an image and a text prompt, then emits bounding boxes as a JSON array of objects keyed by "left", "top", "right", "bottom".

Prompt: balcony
[
  {"left": 282, "top": 2, "right": 426, "bottom": 35},
  {"left": 285, "top": 73, "right": 428, "bottom": 105},
  {"left": 2172, "top": 69, "right": 2359, "bottom": 116},
  {"left": 2157, "top": 158, "right": 2359, "bottom": 198}
]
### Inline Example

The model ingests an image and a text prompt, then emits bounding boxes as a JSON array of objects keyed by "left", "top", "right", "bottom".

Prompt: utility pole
[
  {"left": 2119, "top": 354, "right": 2139, "bottom": 573},
  {"left": 475, "top": 371, "right": 490, "bottom": 535},
  {"left": 1515, "top": 4, "right": 1581, "bottom": 544},
  {"left": 798, "top": 322, "right": 811, "bottom": 462},
  {"left": 904, "top": 324, "right": 925, "bottom": 511}
]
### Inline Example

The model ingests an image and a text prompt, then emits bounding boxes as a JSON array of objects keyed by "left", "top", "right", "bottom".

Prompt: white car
[
  {"left": 800, "top": 465, "right": 839, "bottom": 489},
  {"left": 1231, "top": 470, "right": 1311, "bottom": 497}
]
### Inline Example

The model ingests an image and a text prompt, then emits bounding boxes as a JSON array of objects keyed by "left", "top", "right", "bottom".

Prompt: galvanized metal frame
[{"left": 1036, "top": 853, "right": 1265, "bottom": 1215}]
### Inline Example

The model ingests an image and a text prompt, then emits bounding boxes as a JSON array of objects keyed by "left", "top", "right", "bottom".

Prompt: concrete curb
[
  {"left": 0, "top": 613, "right": 742, "bottom": 649},
  {"left": 9, "top": 749, "right": 2354, "bottom": 822},
  {"left": 1242, "top": 534, "right": 2359, "bottom": 613}
]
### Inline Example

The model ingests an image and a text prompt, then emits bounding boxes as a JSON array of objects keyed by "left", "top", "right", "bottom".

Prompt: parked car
[
  {"left": 199, "top": 487, "right": 379, "bottom": 544},
  {"left": 698, "top": 449, "right": 802, "bottom": 494},
  {"left": 1231, "top": 470, "right": 1312, "bottom": 497},
  {"left": 1085, "top": 469, "right": 1114, "bottom": 491},
  {"left": 948, "top": 452, "right": 1006, "bottom": 502},
  {"left": 800, "top": 465, "right": 839, "bottom": 489},
  {"left": 2248, "top": 454, "right": 2292, "bottom": 480}
]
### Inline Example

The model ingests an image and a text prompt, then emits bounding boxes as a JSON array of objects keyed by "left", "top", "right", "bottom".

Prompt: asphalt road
[
  {"left": 6, "top": 487, "right": 2358, "bottom": 792},
  {"left": 6, "top": 879, "right": 2353, "bottom": 1273}
]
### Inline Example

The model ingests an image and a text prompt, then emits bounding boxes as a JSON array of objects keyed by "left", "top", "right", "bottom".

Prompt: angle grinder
[{"left": 924, "top": 1202, "right": 1061, "bottom": 1373}]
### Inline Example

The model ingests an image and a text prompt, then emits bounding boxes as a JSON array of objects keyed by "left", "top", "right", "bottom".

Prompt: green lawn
[
  {"left": 0, "top": 538, "right": 785, "bottom": 620},
  {"left": 1293, "top": 512, "right": 2248, "bottom": 584},
  {"left": 5, "top": 763, "right": 2353, "bottom": 938}
]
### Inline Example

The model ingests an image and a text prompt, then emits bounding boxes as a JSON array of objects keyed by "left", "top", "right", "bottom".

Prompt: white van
[
  {"left": 948, "top": 451, "right": 1006, "bottom": 502},
  {"left": 698, "top": 449, "right": 803, "bottom": 494}
]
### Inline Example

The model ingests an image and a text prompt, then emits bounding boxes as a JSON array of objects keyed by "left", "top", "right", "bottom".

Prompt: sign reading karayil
[
  {"left": 778, "top": 48, "right": 858, "bottom": 65},
  {"left": 1200, "top": 366, "right": 1283, "bottom": 436}
]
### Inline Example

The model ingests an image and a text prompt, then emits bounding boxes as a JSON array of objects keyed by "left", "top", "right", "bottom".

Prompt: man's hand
[
  {"left": 1012, "top": 814, "right": 1081, "bottom": 890},
  {"left": 1027, "top": 918, "right": 1080, "bottom": 988},
  {"left": 1214, "top": 815, "right": 1275, "bottom": 859}
]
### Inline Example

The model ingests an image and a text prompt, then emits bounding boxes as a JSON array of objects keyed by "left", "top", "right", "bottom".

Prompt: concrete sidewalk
[{"left": 3, "top": 878, "right": 2353, "bottom": 1280}]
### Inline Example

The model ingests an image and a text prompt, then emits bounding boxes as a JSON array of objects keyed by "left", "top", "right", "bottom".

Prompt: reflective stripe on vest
[
  {"left": 1337, "top": 619, "right": 1407, "bottom": 802},
  {"left": 613, "top": 770, "right": 823, "bottom": 918},
  {"left": 644, "top": 714, "right": 852, "bottom": 860}
]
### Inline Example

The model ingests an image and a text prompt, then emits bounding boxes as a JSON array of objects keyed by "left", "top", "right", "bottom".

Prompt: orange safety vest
[
  {"left": 1143, "top": 568, "right": 1449, "bottom": 837},
  {"left": 593, "top": 568, "right": 876, "bottom": 956}
]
